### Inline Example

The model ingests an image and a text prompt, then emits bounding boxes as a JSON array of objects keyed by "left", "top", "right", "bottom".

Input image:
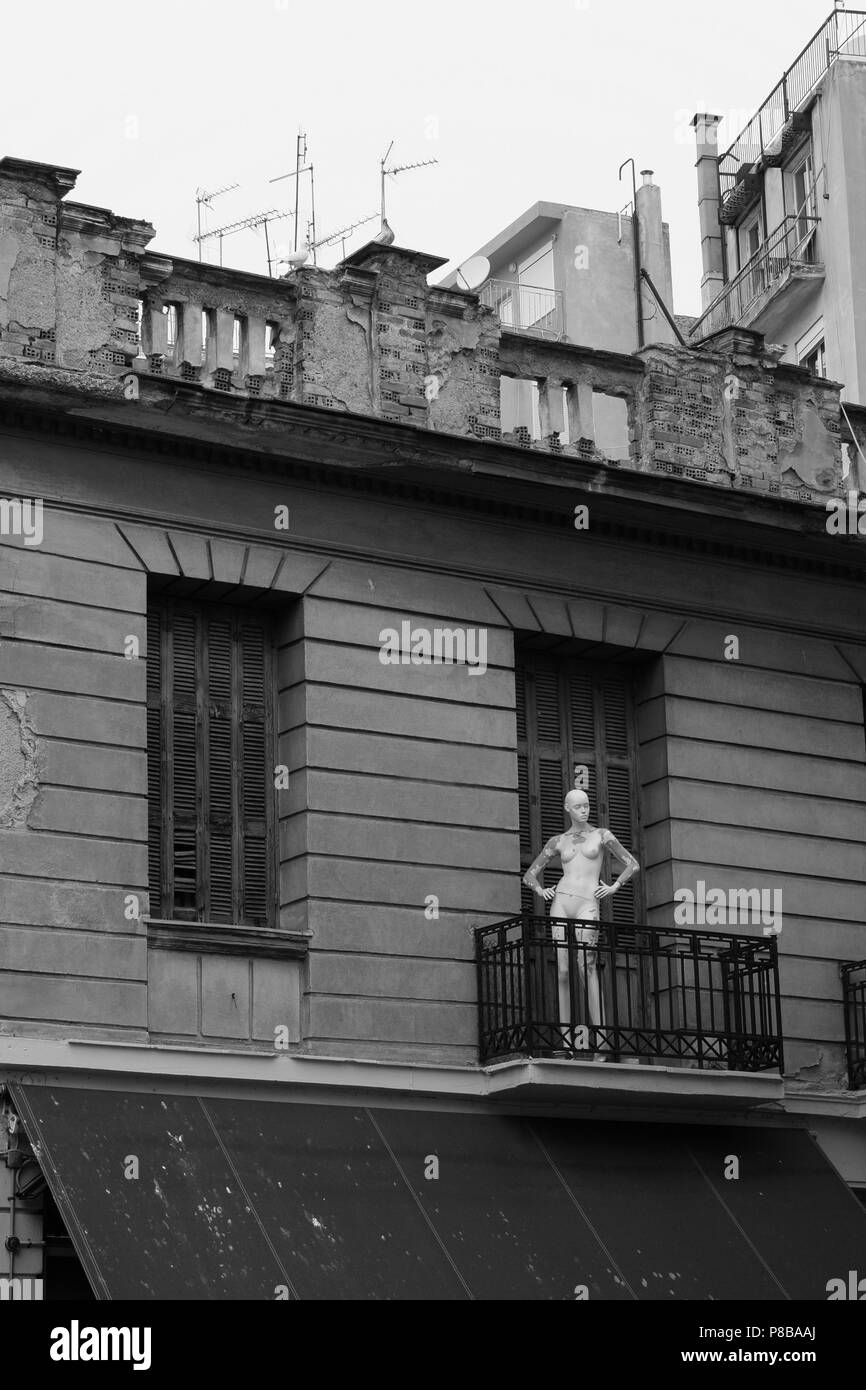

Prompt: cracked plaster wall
[{"left": 0, "top": 689, "right": 41, "bottom": 828}]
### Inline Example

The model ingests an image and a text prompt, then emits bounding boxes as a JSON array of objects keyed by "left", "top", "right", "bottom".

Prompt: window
[
  {"left": 146, "top": 599, "right": 275, "bottom": 926},
  {"left": 803, "top": 340, "right": 826, "bottom": 377},
  {"left": 500, "top": 376, "right": 541, "bottom": 439},
  {"left": 788, "top": 147, "right": 817, "bottom": 256},
  {"left": 515, "top": 654, "right": 643, "bottom": 924},
  {"left": 739, "top": 211, "right": 765, "bottom": 301},
  {"left": 797, "top": 318, "right": 826, "bottom": 377},
  {"left": 745, "top": 217, "right": 762, "bottom": 258},
  {"left": 163, "top": 303, "right": 178, "bottom": 349}
]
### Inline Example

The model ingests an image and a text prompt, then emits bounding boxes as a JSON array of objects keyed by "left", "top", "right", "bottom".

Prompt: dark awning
[{"left": 11, "top": 1082, "right": 866, "bottom": 1300}]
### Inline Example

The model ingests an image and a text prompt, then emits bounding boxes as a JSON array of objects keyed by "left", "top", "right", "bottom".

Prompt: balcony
[
  {"left": 690, "top": 214, "right": 822, "bottom": 341},
  {"left": 476, "top": 916, "right": 783, "bottom": 1073},
  {"left": 479, "top": 278, "right": 564, "bottom": 340},
  {"left": 718, "top": 7, "right": 866, "bottom": 216},
  {"left": 842, "top": 960, "right": 866, "bottom": 1090}
]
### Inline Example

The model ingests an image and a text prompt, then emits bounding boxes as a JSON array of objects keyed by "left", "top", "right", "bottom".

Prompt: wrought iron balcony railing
[
  {"left": 690, "top": 213, "right": 820, "bottom": 340},
  {"left": 479, "top": 278, "right": 564, "bottom": 340},
  {"left": 719, "top": 7, "right": 866, "bottom": 210},
  {"left": 476, "top": 916, "right": 783, "bottom": 1072},
  {"left": 842, "top": 960, "right": 866, "bottom": 1091}
]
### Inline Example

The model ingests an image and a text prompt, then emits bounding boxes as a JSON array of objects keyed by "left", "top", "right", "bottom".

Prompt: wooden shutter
[
  {"left": 516, "top": 653, "right": 643, "bottom": 924},
  {"left": 240, "top": 622, "right": 268, "bottom": 924},
  {"left": 145, "top": 609, "right": 163, "bottom": 919},
  {"left": 147, "top": 599, "right": 274, "bottom": 927}
]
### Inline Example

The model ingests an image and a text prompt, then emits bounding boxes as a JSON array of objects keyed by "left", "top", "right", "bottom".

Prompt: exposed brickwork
[{"left": 639, "top": 332, "right": 843, "bottom": 499}]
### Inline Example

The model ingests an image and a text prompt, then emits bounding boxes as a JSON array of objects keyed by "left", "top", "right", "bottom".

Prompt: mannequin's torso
[{"left": 551, "top": 825, "right": 609, "bottom": 922}]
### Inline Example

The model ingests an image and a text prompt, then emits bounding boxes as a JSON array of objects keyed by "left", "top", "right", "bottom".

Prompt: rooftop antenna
[
  {"left": 314, "top": 211, "right": 379, "bottom": 261},
  {"left": 194, "top": 209, "right": 293, "bottom": 276},
  {"left": 269, "top": 131, "right": 317, "bottom": 257},
  {"left": 195, "top": 183, "right": 240, "bottom": 262},
  {"left": 378, "top": 141, "right": 439, "bottom": 244},
  {"left": 276, "top": 209, "right": 378, "bottom": 274}
]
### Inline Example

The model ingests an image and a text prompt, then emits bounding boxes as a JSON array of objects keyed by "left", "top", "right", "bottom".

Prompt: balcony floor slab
[{"left": 482, "top": 1056, "right": 784, "bottom": 1109}]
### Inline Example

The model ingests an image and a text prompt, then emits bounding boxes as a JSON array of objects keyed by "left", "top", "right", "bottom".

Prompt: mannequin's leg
[{"left": 549, "top": 896, "right": 571, "bottom": 1046}]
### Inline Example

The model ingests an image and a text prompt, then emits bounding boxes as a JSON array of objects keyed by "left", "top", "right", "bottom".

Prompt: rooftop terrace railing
[
  {"left": 719, "top": 7, "right": 866, "bottom": 208},
  {"left": 690, "top": 213, "right": 820, "bottom": 339},
  {"left": 475, "top": 916, "right": 783, "bottom": 1072},
  {"left": 479, "top": 278, "right": 564, "bottom": 341}
]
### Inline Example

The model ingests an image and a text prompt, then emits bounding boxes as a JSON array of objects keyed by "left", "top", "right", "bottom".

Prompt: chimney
[
  {"left": 692, "top": 113, "right": 725, "bottom": 310},
  {"left": 636, "top": 170, "right": 676, "bottom": 345}
]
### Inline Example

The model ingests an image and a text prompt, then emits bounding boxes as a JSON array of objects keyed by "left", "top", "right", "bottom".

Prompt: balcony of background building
[
  {"left": 718, "top": 7, "right": 866, "bottom": 220},
  {"left": 690, "top": 213, "right": 823, "bottom": 340},
  {"left": 842, "top": 960, "right": 866, "bottom": 1091},
  {"left": 476, "top": 917, "right": 783, "bottom": 1073},
  {"left": 479, "top": 278, "right": 564, "bottom": 341}
]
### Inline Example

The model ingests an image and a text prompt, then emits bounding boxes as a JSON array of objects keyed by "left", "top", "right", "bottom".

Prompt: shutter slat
[
  {"left": 146, "top": 610, "right": 161, "bottom": 692},
  {"left": 241, "top": 625, "right": 265, "bottom": 706},
  {"left": 603, "top": 681, "right": 629, "bottom": 757},
  {"left": 208, "top": 719, "right": 233, "bottom": 819},
  {"left": 243, "top": 837, "right": 267, "bottom": 921},
  {"left": 569, "top": 672, "right": 594, "bottom": 750},
  {"left": 242, "top": 723, "right": 266, "bottom": 820},
  {"left": 538, "top": 757, "right": 565, "bottom": 844},
  {"left": 534, "top": 669, "right": 561, "bottom": 743},
  {"left": 518, "top": 754, "right": 531, "bottom": 856},
  {"left": 515, "top": 666, "right": 527, "bottom": 742},
  {"left": 207, "top": 620, "right": 232, "bottom": 702},
  {"left": 173, "top": 834, "right": 197, "bottom": 916},
  {"left": 606, "top": 764, "right": 635, "bottom": 924},
  {"left": 173, "top": 711, "right": 198, "bottom": 818},
  {"left": 210, "top": 833, "right": 233, "bottom": 921},
  {"left": 172, "top": 613, "right": 196, "bottom": 696}
]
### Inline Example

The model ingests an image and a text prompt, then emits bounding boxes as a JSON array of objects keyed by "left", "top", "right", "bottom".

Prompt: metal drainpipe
[{"left": 619, "top": 158, "right": 644, "bottom": 349}]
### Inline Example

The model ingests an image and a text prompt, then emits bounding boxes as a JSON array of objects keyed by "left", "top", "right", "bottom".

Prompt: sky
[{"left": 0, "top": 0, "right": 840, "bottom": 317}]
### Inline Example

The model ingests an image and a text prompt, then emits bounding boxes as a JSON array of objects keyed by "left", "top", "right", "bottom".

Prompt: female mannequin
[{"left": 523, "top": 789, "right": 639, "bottom": 1042}]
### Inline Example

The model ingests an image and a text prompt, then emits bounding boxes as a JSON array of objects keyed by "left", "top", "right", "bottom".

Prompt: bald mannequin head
[{"left": 564, "top": 789, "right": 590, "bottom": 822}]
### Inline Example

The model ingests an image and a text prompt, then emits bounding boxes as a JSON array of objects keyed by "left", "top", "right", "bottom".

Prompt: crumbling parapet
[
  {"left": 0, "top": 156, "right": 155, "bottom": 374},
  {"left": 637, "top": 328, "right": 844, "bottom": 501},
  {"left": 0, "top": 156, "right": 849, "bottom": 503}
]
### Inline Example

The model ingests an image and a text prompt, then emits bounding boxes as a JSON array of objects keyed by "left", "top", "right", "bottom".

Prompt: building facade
[
  {"left": 691, "top": 5, "right": 866, "bottom": 415},
  {"left": 0, "top": 153, "right": 865, "bottom": 1300}
]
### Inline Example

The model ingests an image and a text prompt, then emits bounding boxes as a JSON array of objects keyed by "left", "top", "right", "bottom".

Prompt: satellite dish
[
  {"left": 283, "top": 247, "right": 309, "bottom": 269},
  {"left": 455, "top": 255, "right": 491, "bottom": 292}
]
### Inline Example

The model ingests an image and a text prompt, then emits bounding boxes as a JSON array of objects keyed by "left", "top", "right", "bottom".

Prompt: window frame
[
  {"left": 146, "top": 596, "right": 278, "bottom": 930},
  {"left": 516, "top": 651, "right": 645, "bottom": 925}
]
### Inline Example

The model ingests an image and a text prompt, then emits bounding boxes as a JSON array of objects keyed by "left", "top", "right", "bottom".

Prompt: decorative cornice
[{"left": 0, "top": 369, "right": 864, "bottom": 583}]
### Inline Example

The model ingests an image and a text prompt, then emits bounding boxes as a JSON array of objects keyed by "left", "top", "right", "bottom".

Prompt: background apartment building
[
  {"left": 0, "top": 142, "right": 865, "bottom": 1299},
  {"left": 691, "top": 4, "right": 866, "bottom": 430}
]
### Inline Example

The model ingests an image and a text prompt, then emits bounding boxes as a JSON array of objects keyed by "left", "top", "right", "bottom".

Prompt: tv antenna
[
  {"left": 378, "top": 141, "right": 438, "bottom": 244},
  {"left": 276, "top": 209, "right": 380, "bottom": 272},
  {"left": 316, "top": 211, "right": 379, "bottom": 260},
  {"left": 194, "top": 209, "right": 293, "bottom": 275},
  {"left": 195, "top": 183, "right": 240, "bottom": 262},
  {"left": 269, "top": 130, "right": 318, "bottom": 261}
]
